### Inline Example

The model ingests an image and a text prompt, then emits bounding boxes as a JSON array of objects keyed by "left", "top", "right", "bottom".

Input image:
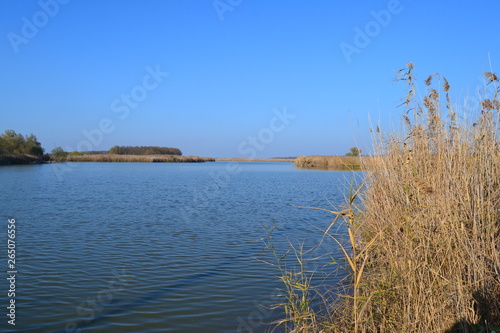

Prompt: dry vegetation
[
  {"left": 347, "top": 65, "right": 500, "bottom": 333},
  {"left": 272, "top": 64, "right": 500, "bottom": 332},
  {"left": 294, "top": 155, "right": 367, "bottom": 170},
  {"left": 65, "top": 154, "right": 214, "bottom": 163}
]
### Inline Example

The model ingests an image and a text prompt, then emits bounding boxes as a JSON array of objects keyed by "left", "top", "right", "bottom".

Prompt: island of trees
[
  {"left": 50, "top": 145, "right": 202, "bottom": 162},
  {"left": 0, "top": 129, "right": 215, "bottom": 165},
  {"left": 0, "top": 130, "right": 47, "bottom": 165}
]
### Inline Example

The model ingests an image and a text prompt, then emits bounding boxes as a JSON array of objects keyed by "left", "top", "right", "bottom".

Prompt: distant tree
[
  {"left": 51, "top": 147, "right": 68, "bottom": 158},
  {"left": 23, "top": 134, "right": 44, "bottom": 156},
  {"left": 109, "top": 145, "right": 121, "bottom": 155},
  {"left": 0, "top": 130, "right": 24, "bottom": 155},
  {"left": 345, "top": 147, "right": 361, "bottom": 157},
  {"left": 0, "top": 130, "right": 44, "bottom": 156}
]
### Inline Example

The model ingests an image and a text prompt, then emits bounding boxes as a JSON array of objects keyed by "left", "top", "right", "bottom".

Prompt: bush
[
  {"left": 51, "top": 147, "right": 68, "bottom": 158},
  {"left": 345, "top": 147, "right": 361, "bottom": 156}
]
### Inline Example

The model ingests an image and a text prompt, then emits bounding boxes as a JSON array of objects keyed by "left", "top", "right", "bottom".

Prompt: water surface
[{"left": 0, "top": 162, "right": 354, "bottom": 332}]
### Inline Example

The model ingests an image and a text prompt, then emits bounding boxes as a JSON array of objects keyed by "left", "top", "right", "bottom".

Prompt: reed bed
[
  {"left": 351, "top": 66, "right": 500, "bottom": 332},
  {"left": 334, "top": 65, "right": 500, "bottom": 332},
  {"left": 294, "top": 155, "right": 367, "bottom": 170},
  {"left": 64, "top": 154, "right": 215, "bottom": 163},
  {"left": 272, "top": 64, "right": 500, "bottom": 332}
]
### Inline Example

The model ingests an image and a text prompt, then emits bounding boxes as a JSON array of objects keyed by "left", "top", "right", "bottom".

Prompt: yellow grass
[
  {"left": 294, "top": 155, "right": 368, "bottom": 170},
  {"left": 272, "top": 64, "right": 500, "bottom": 332},
  {"left": 344, "top": 66, "right": 500, "bottom": 332},
  {"left": 64, "top": 154, "right": 215, "bottom": 163}
]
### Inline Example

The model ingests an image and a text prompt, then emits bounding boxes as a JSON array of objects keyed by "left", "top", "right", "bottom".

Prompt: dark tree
[
  {"left": 109, "top": 146, "right": 182, "bottom": 156},
  {"left": 0, "top": 130, "right": 44, "bottom": 156},
  {"left": 51, "top": 147, "right": 68, "bottom": 158}
]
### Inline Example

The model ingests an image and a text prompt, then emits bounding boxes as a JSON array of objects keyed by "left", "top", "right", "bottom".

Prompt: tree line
[
  {"left": 109, "top": 146, "right": 182, "bottom": 156},
  {"left": 0, "top": 130, "right": 44, "bottom": 156}
]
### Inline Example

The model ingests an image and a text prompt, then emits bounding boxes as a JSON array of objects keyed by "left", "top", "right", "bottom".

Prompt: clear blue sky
[{"left": 1, "top": 0, "right": 499, "bottom": 157}]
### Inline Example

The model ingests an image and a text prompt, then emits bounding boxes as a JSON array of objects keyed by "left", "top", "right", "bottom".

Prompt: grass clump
[
  {"left": 261, "top": 224, "right": 325, "bottom": 332},
  {"left": 64, "top": 154, "right": 215, "bottom": 163},
  {"left": 273, "top": 63, "right": 500, "bottom": 332},
  {"left": 294, "top": 155, "right": 366, "bottom": 170},
  {"left": 341, "top": 64, "right": 500, "bottom": 332}
]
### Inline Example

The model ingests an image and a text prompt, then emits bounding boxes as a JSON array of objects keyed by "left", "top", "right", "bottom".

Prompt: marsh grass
[
  {"left": 273, "top": 64, "right": 500, "bottom": 332},
  {"left": 348, "top": 64, "right": 500, "bottom": 332},
  {"left": 266, "top": 245, "right": 318, "bottom": 330},
  {"left": 260, "top": 224, "right": 330, "bottom": 332},
  {"left": 294, "top": 155, "right": 368, "bottom": 171},
  {"left": 260, "top": 182, "right": 364, "bottom": 333},
  {"left": 64, "top": 154, "right": 215, "bottom": 163}
]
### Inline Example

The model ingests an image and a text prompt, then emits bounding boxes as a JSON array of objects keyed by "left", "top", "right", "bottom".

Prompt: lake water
[{"left": 0, "top": 162, "right": 355, "bottom": 333}]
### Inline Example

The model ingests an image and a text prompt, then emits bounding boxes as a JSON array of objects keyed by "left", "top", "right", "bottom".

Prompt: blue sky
[{"left": 1, "top": 0, "right": 499, "bottom": 157}]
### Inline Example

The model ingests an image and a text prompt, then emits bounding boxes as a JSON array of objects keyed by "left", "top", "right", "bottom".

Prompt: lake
[{"left": 0, "top": 162, "right": 355, "bottom": 332}]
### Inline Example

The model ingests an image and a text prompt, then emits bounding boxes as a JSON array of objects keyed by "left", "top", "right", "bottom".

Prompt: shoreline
[
  {"left": 293, "top": 155, "right": 367, "bottom": 170},
  {"left": 1, "top": 154, "right": 368, "bottom": 170},
  {"left": 61, "top": 154, "right": 215, "bottom": 163},
  {"left": 0, "top": 154, "right": 49, "bottom": 166},
  {"left": 0, "top": 154, "right": 215, "bottom": 165},
  {"left": 214, "top": 158, "right": 295, "bottom": 162}
]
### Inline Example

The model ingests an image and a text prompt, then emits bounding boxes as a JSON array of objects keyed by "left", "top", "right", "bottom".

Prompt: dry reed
[
  {"left": 274, "top": 64, "right": 500, "bottom": 332},
  {"left": 64, "top": 154, "right": 215, "bottom": 163},
  {"left": 334, "top": 64, "right": 500, "bottom": 332},
  {"left": 294, "top": 155, "right": 368, "bottom": 170}
]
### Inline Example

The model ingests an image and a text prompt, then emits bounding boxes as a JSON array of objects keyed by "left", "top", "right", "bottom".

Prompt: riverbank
[
  {"left": 279, "top": 66, "right": 500, "bottom": 332},
  {"left": 215, "top": 157, "right": 295, "bottom": 162},
  {"left": 0, "top": 154, "right": 49, "bottom": 165},
  {"left": 0, "top": 154, "right": 215, "bottom": 165},
  {"left": 64, "top": 154, "right": 215, "bottom": 163}
]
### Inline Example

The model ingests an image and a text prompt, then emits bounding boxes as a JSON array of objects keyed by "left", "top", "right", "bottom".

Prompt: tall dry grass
[
  {"left": 272, "top": 64, "right": 500, "bottom": 333},
  {"left": 64, "top": 154, "right": 215, "bottom": 163},
  {"left": 338, "top": 64, "right": 500, "bottom": 332},
  {"left": 294, "top": 155, "right": 367, "bottom": 170}
]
